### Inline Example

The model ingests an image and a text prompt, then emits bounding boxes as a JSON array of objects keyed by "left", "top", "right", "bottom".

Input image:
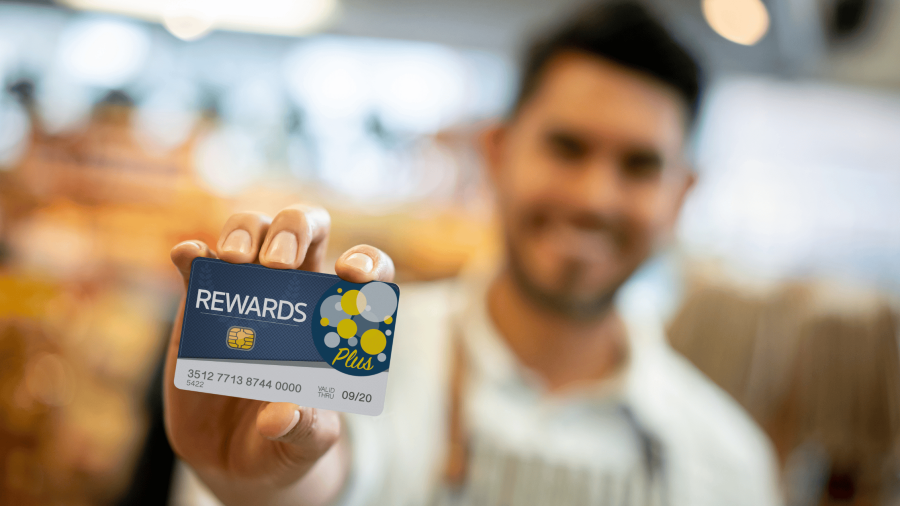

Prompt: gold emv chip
[{"left": 227, "top": 326, "right": 256, "bottom": 350}]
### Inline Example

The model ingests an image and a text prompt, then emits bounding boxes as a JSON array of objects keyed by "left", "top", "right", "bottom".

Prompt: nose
[{"left": 566, "top": 154, "right": 624, "bottom": 216}]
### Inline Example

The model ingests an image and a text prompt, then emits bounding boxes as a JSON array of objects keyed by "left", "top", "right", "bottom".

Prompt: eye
[
  {"left": 545, "top": 130, "right": 589, "bottom": 162},
  {"left": 621, "top": 149, "right": 662, "bottom": 179}
]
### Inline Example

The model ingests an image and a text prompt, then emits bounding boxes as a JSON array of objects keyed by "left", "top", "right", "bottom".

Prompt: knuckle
[
  {"left": 222, "top": 211, "right": 271, "bottom": 231},
  {"left": 284, "top": 205, "right": 330, "bottom": 231},
  {"left": 292, "top": 407, "right": 319, "bottom": 440},
  {"left": 273, "top": 208, "right": 309, "bottom": 229}
]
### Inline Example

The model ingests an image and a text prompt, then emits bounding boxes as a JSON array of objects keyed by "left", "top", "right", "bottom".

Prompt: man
[{"left": 164, "top": 2, "right": 782, "bottom": 505}]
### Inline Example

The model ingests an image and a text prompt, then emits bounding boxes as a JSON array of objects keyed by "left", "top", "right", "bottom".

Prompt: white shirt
[{"left": 339, "top": 275, "right": 783, "bottom": 506}]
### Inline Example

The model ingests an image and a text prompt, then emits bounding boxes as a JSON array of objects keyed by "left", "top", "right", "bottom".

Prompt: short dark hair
[{"left": 512, "top": 1, "right": 703, "bottom": 124}]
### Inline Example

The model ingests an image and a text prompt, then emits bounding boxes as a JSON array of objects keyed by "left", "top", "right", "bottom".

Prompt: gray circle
[
  {"left": 348, "top": 337, "right": 358, "bottom": 347},
  {"left": 324, "top": 332, "right": 340, "bottom": 348},
  {"left": 360, "top": 282, "right": 398, "bottom": 322},
  {"left": 386, "top": 330, "right": 392, "bottom": 336},
  {"left": 377, "top": 353, "right": 386, "bottom": 362},
  {"left": 353, "top": 314, "right": 379, "bottom": 335},
  {"left": 320, "top": 295, "right": 344, "bottom": 327}
]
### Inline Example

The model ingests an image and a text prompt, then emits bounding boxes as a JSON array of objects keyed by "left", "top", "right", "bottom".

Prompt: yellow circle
[
  {"left": 337, "top": 318, "right": 357, "bottom": 338},
  {"left": 384, "top": 316, "right": 393, "bottom": 324},
  {"left": 337, "top": 288, "right": 342, "bottom": 293},
  {"left": 360, "top": 329, "right": 386, "bottom": 355},
  {"left": 356, "top": 291, "right": 368, "bottom": 314},
  {"left": 341, "top": 290, "right": 362, "bottom": 315},
  {"left": 320, "top": 317, "right": 329, "bottom": 326}
]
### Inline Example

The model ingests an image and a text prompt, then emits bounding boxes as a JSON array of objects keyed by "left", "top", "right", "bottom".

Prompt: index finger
[{"left": 259, "top": 204, "right": 331, "bottom": 272}]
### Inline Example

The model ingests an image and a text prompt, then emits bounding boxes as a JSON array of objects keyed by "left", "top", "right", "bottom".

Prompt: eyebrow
[{"left": 624, "top": 147, "right": 663, "bottom": 165}]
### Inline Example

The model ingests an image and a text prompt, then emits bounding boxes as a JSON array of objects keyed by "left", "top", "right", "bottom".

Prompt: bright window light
[
  {"left": 36, "top": 71, "right": 93, "bottom": 134},
  {"left": 680, "top": 77, "right": 900, "bottom": 290},
  {"left": 133, "top": 80, "right": 199, "bottom": 152},
  {"left": 57, "top": 17, "right": 150, "bottom": 87},
  {"left": 283, "top": 37, "right": 469, "bottom": 133},
  {"left": 371, "top": 41, "right": 468, "bottom": 134},
  {"left": 0, "top": 94, "right": 30, "bottom": 169},
  {"left": 283, "top": 38, "right": 371, "bottom": 123},
  {"left": 193, "top": 125, "right": 265, "bottom": 196}
]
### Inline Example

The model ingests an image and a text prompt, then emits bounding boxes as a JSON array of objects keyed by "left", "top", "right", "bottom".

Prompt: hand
[{"left": 164, "top": 205, "right": 395, "bottom": 506}]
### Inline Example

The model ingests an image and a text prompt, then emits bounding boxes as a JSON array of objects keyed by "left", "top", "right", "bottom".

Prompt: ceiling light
[
  {"left": 58, "top": 0, "right": 339, "bottom": 39},
  {"left": 702, "top": 0, "right": 771, "bottom": 46},
  {"left": 162, "top": 4, "right": 214, "bottom": 41}
]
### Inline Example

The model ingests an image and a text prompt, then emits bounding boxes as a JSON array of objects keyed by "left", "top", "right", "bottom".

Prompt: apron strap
[{"left": 443, "top": 322, "right": 469, "bottom": 488}]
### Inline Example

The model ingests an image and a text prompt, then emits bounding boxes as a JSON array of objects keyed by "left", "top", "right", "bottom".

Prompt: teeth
[{"left": 543, "top": 223, "right": 616, "bottom": 261}]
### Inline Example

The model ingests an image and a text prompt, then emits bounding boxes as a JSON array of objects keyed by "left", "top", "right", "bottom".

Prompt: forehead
[{"left": 520, "top": 52, "right": 687, "bottom": 150}]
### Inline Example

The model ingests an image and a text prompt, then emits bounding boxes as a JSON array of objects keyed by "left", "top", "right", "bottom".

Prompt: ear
[
  {"left": 479, "top": 121, "right": 507, "bottom": 186},
  {"left": 667, "top": 166, "right": 696, "bottom": 230}
]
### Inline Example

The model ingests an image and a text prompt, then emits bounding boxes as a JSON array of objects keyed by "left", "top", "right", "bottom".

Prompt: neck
[{"left": 486, "top": 269, "right": 628, "bottom": 391}]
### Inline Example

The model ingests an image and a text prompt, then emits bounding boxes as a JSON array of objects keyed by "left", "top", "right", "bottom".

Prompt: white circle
[
  {"left": 377, "top": 353, "right": 386, "bottom": 362},
  {"left": 320, "top": 295, "right": 344, "bottom": 327},
  {"left": 366, "top": 305, "right": 371, "bottom": 311},
  {"left": 359, "top": 282, "right": 398, "bottom": 322},
  {"left": 386, "top": 330, "right": 392, "bottom": 336},
  {"left": 348, "top": 337, "right": 358, "bottom": 347},
  {"left": 324, "top": 332, "right": 340, "bottom": 348}
]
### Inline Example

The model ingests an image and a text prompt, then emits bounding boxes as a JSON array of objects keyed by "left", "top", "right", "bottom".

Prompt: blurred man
[{"left": 164, "top": 2, "right": 781, "bottom": 505}]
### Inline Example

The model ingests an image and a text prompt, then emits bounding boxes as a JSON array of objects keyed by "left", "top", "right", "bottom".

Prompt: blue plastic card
[{"left": 174, "top": 258, "right": 400, "bottom": 416}]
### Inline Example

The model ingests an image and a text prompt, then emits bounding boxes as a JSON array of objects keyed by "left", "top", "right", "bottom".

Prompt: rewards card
[{"left": 174, "top": 258, "right": 400, "bottom": 416}]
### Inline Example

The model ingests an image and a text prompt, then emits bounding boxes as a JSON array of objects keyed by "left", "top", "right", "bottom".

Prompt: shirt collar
[{"left": 451, "top": 268, "right": 649, "bottom": 404}]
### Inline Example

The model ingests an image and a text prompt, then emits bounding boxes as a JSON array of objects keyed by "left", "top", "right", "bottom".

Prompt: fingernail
[
  {"left": 266, "top": 232, "right": 298, "bottom": 264},
  {"left": 346, "top": 252, "right": 373, "bottom": 272},
  {"left": 273, "top": 409, "right": 301, "bottom": 439},
  {"left": 176, "top": 240, "right": 200, "bottom": 250},
  {"left": 222, "top": 230, "right": 251, "bottom": 254}
]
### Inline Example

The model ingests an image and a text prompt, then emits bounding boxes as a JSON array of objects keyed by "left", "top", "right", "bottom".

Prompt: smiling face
[{"left": 485, "top": 51, "right": 694, "bottom": 318}]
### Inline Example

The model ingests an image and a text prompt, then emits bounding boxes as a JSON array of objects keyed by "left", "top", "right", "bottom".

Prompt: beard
[{"left": 506, "top": 240, "right": 620, "bottom": 321}]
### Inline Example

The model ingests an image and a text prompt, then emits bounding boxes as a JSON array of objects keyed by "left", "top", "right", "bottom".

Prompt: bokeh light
[
  {"left": 0, "top": 94, "right": 30, "bottom": 169},
  {"left": 57, "top": 17, "right": 150, "bottom": 87},
  {"left": 702, "top": 0, "right": 770, "bottom": 46}
]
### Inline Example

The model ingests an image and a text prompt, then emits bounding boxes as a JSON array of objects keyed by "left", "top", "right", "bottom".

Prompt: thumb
[
  {"left": 257, "top": 403, "right": 342, "bottom": 462},
  {"left": 171, "top": 240, "right": 218, "bottom": 290}
]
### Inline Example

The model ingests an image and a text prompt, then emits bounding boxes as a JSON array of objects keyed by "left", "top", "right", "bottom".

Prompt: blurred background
[{"left": 0, "top": 0, "right": 898, "bottom": 504}]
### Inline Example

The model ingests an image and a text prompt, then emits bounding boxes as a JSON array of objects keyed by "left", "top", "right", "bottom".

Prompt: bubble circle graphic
[
  {"left": 337, "top": 319, "right": 357, "bottom": 338},
  {"left": 360, "top": 282, "right": 398, "bottom": 323},
  {"left": 353, "top": 315, "right": 379, "bottom": 335},
  {"left": 312, "top": 279, "right": 398, "bottom": 377},
  {"left": 361, "top": 329, "right": 386, "bottom": 355},
  {"left": 324, "top": 332, "right": 340, "bottom": 348},
  {"left": 341, "top": 290, "right": 364, "bottom": 315},
  {"left": 320, "top": 295, "right": 344, "bottom": 327}
]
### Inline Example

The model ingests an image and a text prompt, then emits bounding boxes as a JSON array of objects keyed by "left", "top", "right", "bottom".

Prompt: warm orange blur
[{"left": 1, "top": 0, "right": 899, "bottom": 504}]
